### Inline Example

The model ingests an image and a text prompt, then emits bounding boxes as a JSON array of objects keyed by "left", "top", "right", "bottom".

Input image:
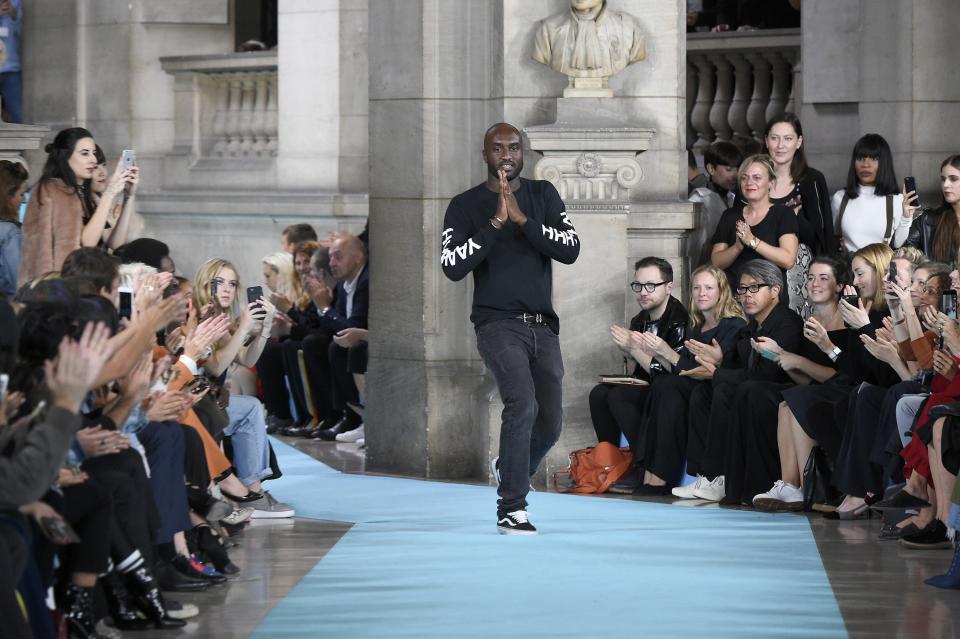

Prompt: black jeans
[
  {"left": 588, "top": 383, "right": 649, "bottom": 448},
  {"left": 476, "top": 319, "right": 564, "bottom": 517}
]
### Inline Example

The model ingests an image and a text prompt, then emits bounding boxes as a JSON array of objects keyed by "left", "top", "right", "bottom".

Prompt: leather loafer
[
  {"left": 872, "top": 490, "right": 932, "bottom": 511},
  {"left": 318, "top": 417, "right": 360, "bottom": 441}
]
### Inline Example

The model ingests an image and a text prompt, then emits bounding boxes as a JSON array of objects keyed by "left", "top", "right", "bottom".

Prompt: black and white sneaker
[{"left": 497, "top": 510, "right": 538, "bottom": 535}]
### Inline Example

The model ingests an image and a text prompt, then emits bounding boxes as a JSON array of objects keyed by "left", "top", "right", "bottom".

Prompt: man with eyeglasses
[
  {"left": 440, "top": 123, "right": 580, "bottom": 535},
  {"left": 592, "top": 256, "right": 689, "bottom": 494},
  {"left": 683, "top": 259, "right": 803, "bottom": 503}
]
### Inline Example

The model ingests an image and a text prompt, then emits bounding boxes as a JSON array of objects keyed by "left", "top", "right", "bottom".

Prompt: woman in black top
[
  {"left": 711, "top": 154, "right": 799, "bottom": 306},
  {"left": 904, "top": 154, "right": 960, "bottom": 264},
  {"left": 764, "top": 113, "right": 836, "bottom": 311},
  {"left": 630, "top": 264, "right": 746, "bottom": 494}
]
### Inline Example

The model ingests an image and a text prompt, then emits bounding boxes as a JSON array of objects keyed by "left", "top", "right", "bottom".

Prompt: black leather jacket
[
  {"left": 904, "top": 207, "right": 950, "bottom": 262},
  {"left": 629, "top": 296, "right": 690, "bottom": 379}
]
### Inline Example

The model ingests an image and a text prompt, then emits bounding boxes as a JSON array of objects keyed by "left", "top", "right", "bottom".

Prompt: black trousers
[
  {"left": 638, "top": 375, "right": 701, "bottom": 486},
  {"left": 0, "top": 515, "right": 31, "bottom": 639},
  {"left": 83, "top": 448, "right": 160, "bottom": 567},
  {"left": 329, "top": 341, "right": 360, "bottom": 419},
  {"left": 257, "top": 339, "right": 294, "bottom": 419},
  {"left": 723, "top": 380, "right": 792, "bottom": 505},
  {"left": 301, "top": 332, "right": 334, "bottom": 419},
  {"left": 60, "top": 480, "right": 113, "bottom": 575},
  {"left": 348, "top": 342, "right": 368, "bottom": 375},
  {"left": 588, "top": 383, "right": 649, "bottom": 448},
  {"left": 476, "top": 320, "right": 564, "bottom": 517},
  {"left": 833, "top": 381, "right": 923, "bottom": 498},
  {"left": 686, "top": 380, "right": 717, "bottom": 478}
]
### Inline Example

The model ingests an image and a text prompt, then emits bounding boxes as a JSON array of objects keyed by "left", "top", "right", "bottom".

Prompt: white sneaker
[
  {"left": 753, "top": 480, "right": 804, "bottom": 512},
  {"left": 672, "top": 475, "right": 710, "bottom": 499},
  {"left": 356, "top": 438, "right": 365, "bottom": 448},
  {"left": 692, "top": 475, "right": 725, "bottom": 502},
  {"left": 335, "top": 424, "right": 365, "bottom": 443}
]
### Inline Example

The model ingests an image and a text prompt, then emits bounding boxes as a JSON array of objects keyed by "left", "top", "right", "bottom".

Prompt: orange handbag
[{"left": 552, "top": 442, "right": 633, "bottom": 494}]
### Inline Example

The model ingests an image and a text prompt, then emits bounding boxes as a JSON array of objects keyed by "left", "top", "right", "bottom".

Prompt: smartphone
[
  {"left": 843, "top": 294, "right": 860, "bottom": 307},
  {"left": 0, "top": 373, "right": 8, "bottom": 404},
  {"left": 904, "top": 176, "right": 919, "bottom": 207},
  {"left": 211, "top": 278, "right": 219, "bottom": 299},
  {"left": 246, "top": 286, "right": 264, "bottom": 307},
  {"left": 760, "top": 349, "right": 779, "bottom": 361},
  {"left": 189, "top": 381, "right": 210, "bottom": 395},
  {"left": 118, "top": 286, "right": 134, "bottom": 321},
  {"left": 942, "top": 290, "right": 958, "bottom": 320},
  {"left": 120, "top": 149, "right": 136, "bottom": 171},
  {"left": 888, "top": 260, "right": 898, "bottom": 283}
]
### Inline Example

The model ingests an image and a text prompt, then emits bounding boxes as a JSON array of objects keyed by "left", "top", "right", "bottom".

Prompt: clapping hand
[
  {"left": 933, "top": 349, "right": 958, "bottom": 380},
  {"left": 609, "top": 325, "right": 633, "bottom": 352},
  {"left": 45, "top": 322, "right": 112, "bottom": 414},
  {"left": 678, "top": 356, "right": 717, "bottom": 380},
  {"left": 684, "top": 338, "right": 722, "bottom": 365}
]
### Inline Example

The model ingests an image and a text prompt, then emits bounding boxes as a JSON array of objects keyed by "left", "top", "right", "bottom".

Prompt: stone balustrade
[
  {"left": 160, "top": 52, "right": 278, "bottom": 161},
  {"left": 686, "top": 29, "right": 800, "bottom": 151}
]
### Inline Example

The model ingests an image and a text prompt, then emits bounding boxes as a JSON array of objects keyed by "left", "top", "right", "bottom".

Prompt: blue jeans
[
  {"left": 476, "top": 319, "right": 564, "bottom": 517},
  {"left": 224, "top": 394, "right": 272, "bottom": 486},
  {"left": 0, "top": 71, "right": 22, "bottom": 123}
]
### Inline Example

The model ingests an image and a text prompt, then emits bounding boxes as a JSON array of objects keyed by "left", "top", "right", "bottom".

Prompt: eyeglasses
[
  {"left": 630, "top": 281, "right": 668, "bottom": 293},
  {"left": 735, "top": 283, "right": 771, "bottom": 296}
]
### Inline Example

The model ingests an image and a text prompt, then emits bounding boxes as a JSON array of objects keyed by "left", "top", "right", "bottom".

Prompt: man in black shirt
[{"left": 441, "top": 123, "right": 580, "bottom": 535}]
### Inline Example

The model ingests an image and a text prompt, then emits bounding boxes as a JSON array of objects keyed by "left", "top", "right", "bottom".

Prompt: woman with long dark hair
[
  {"left": 0, "top": 159, "right": 28, "bottom": 296},
  {"left": 833, "top": 133, "right": 908, "bottom": 252},
  {"left": 904, "top": 155, "right": 960, "bottom": 264},
  {"left": 18, "top": 128, "right": 135, "bottom": 285},
  {"left": 763, "top": 112, "right": 837, "bottom": 312}
]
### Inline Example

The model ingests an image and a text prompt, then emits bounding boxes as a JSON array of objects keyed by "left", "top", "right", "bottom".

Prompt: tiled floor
[{"left": 138, "top": 436, "right": 960, "bottom": 638}]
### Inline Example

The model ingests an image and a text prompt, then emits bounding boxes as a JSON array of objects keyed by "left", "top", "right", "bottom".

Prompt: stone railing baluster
[
  {"left": 765, "top": 51, "right": 793, "bottom": 125},
  {"left": 690, "top": 54, "right": 716, "bottom": 151},
  {"left": 745, "top": 52, "right": 772, "bottom": 139},
  {"left": 708, "top": 55, "right": 733, "bottom": 142}
]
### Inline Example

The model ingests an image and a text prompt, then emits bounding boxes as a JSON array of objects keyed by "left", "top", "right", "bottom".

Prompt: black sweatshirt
[{"left": 440, "top": 178, "right": 580, "bottom": 333}]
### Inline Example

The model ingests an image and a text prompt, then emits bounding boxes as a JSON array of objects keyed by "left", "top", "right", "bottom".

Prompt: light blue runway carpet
[{"left": 253, "top": 438, "right": 847, "bottom": 638}]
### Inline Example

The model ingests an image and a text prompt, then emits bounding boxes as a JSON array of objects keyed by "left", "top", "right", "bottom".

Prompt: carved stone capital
[{"left": 533, "top": 151, "right": 643, "bottom": 201}]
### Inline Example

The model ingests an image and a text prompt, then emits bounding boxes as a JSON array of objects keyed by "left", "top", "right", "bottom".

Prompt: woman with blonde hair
[
  {"left": 262, "top": 251, "right": 300, "bottom": 301},
  {"left": 711, "top": 154, "right": 801, "bottom": 308},
  {"left": 627, "top": 264, "right": 748, "bottom": 494},
  {"left": 191, "top": 258, "right": 293, "bottom": 517}
]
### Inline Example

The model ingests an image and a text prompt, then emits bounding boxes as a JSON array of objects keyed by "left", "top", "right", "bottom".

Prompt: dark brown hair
[
  {"left": 764, "top": 112, "right": 808, "bottom": 184},
  {"left": 0, "top": 160, "right": 28, "bottom": 223},
  {"left": 931, "top": 155, "right": 960, "bottom": 264}
]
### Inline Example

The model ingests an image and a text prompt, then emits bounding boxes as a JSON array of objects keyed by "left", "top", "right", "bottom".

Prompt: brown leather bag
[{"left": 552, "top": 442, "right": 633, "bottom": 494}]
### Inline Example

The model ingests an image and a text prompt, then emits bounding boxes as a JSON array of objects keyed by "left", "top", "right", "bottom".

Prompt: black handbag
[{"left": 802, "top": 446, "right": 838, "bottom": 512}]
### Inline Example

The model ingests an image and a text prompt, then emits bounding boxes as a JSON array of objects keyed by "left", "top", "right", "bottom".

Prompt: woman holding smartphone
[
  {"left": 832, "top": 134, "right": 908, "bottom": 252},
  {"left": 18, "top": 127, "right": 136, "bottom": 285},
  {"left": 90, "top": 145, "right": 138, "bottom": 250},
  {"left": 763, "top": 113, "right": 837, "bottom": 311},
  {"left": 904, "top": 155, "right": 960, "bottom": 263}
]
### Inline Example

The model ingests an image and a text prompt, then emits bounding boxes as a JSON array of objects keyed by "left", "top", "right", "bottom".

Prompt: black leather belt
[{"left": 515, "top": 313, "right": 546, "bottom": 325}]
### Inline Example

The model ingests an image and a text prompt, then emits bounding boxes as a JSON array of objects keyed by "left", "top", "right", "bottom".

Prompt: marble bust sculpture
[{"left": 532, "top": 0, "right": 646, "bottom": 97}]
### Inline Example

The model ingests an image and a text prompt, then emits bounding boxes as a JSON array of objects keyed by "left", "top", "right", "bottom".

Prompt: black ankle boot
[
  {"left": 100, "top": 570, "right": 152, "bottom": 630},
  {"left": 57, "top": 582, "right": 105, "bottom": 639},
  {"left": 125, "top": 566, "right": 186, "bottom": 629}
]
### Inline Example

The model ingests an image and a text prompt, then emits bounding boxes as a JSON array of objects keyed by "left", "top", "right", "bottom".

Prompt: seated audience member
[
  {"left": 689, "top": 141, "right": 743, "bottom": 266},
  {"left": 193, "top": 258, "right": 294, "bottom": 517},
  {"left": 115, "top": 237, "right": 176, "bottom": 274},
  {"left": 711, "top": 154, "right": 799, "bottom": 308},
  {"left": 831, "top": 261, "right": 947, "bottom": 522},
  {"left": 314, "top": 233, "right": 370, "bottom": 441},
  {"left": 904, "top": 155, "right": 960, "bottom": 263},
  {"left": 280, "top": 222, "right": 318, "bottom": 254},
  {"left": 263, "top": 240, "right": 327, "bottom": 435},
  {"left": 832, "top": 134, "right": 907, "bottom": 252},
  {"left": 589, "top": 256, "right": 689, "bottom": 493},
  {"left": 0, "top": 160, "right": 27, "bottom": 296},
  {"left": 681, "top": 259, "right": 803, "bottom": 503},
  {"left": 626, "top": 264, "right": 745, "bottom": 495},
  {"left": 89, "top": 144, "right": 138, "bottom": 250},
  {"left": 18, "top": 128, "right": 136, "bottom": 285},
  {"left": 687, "top": 149, "right": 708, "bottom": 196},
  {"left": 746, "top": 257, "right": 855, "bottom": 511}
]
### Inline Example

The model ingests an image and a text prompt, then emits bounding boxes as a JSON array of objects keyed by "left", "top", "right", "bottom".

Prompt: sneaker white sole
[
  {"left": 496, "top": 526, "right": 538, "bottom": 536},
  {"left": 250, "top": 508, "right": 295, "bottom": 519},
  {"left": 671, "top": 487, "right": 700, "bottom": 499},
  {"left": 753, "top": 498, "right": 804, "bottom": 512},
  {"left": 691, "top": 490, "right": 724, "bottom": 502}
]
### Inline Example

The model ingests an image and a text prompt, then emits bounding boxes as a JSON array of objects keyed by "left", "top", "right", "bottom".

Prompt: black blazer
[
  {"left": 714, "top": 302, "right": 803, "bottom": 386},
  {"left": 318, "top": 264, "right": 369, "bottom": 334}
]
